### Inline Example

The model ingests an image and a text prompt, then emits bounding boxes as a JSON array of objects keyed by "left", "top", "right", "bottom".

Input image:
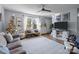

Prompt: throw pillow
[
  {"left": 0, "top": 35, "right": 7, "bottom": 47},
  {"left": 5, "top": 33, "right": 14, "bottom": 43},
  {"left": 0, "top": 46, "right": 10, "bottom": 54},
  {"left": 0, "top": 32, "right": 5, "bottom": 36}
]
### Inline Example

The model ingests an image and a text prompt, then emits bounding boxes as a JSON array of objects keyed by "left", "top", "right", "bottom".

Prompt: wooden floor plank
[{"left": 43, "top": 34, "right": 64, "bottom": 45}]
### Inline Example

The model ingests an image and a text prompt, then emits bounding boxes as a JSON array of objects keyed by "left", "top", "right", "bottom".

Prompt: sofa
[
  {"left": 0, "top": 32, "right": 26, "bottom": 54},
  {"left": 25, "top": 29, "right": 40, "bottom": 38}
]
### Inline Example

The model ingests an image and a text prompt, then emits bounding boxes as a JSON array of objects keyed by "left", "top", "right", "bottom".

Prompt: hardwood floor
[{"left": 43, "top": 34, "right": 64, "bottom": 45}]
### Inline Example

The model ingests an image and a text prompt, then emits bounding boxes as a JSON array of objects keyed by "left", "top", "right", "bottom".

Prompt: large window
[
  {"left": 24, "top": 17, "right": 40, "bottom": 31},
  {"left": 26, "top": 18, "right": 31, "bottom": 30},
  {"left": 24, "top": 17, "right": 32, "bottom": 31},
  {"left": 31, "top": 18, "right": 37, "bottom": 29}
]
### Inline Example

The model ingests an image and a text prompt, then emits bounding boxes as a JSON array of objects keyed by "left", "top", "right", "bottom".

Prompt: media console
[{"left": 51, "top": 29, "right": 69, "bottom": 41}]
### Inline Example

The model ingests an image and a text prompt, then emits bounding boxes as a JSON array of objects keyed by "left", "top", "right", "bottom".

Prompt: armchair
[
  {"left": 0, "top": 32, "right": 26, "bottom": 54},
  {"left": 7, "top": 35, "right": 26, "bottom": 54}
]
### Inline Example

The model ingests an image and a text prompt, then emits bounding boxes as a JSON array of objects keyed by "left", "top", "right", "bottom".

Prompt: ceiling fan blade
[
  {"left": 37, "top": 9, "right": 52, "bottom": 12},
  {"left": 44, "top": 9, "right": 52, "bottom": 12},
  {"left": 37, "top": 4, "right": 52, "bottom": 12}
]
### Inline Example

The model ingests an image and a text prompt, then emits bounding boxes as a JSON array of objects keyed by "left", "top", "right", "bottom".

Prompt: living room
[{"left": 0, "top": 4, "right": 79, "bottom": 54}]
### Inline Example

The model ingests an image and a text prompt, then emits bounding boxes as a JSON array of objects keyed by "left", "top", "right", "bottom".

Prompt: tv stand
[{"left": 51, "top": 29, "right": 69, "bottom": 41}]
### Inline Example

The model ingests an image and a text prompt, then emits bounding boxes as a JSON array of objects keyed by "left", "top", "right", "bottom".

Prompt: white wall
[
  {"left": 4, "top": 9, "right": 24, "bottom": 34},
  {"left": 62, "top": 8, "right": 77, "bottom": 35},
  {"left": 3, "top": 9, "right": 52, "bottom": 34},
  {"left": 52, "top": 8, "right": 78, "bottom": 35},
  {"left": 3, "top": 8, "right": 78, "bottom": 35},
  {"left": 68, "top": 8, "right": 77, "bottom": 35}
]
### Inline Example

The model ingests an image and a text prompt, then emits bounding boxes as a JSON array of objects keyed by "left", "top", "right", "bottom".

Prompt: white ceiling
[{"left": 1, "top": 4, "right": 79, "bottom": 17}]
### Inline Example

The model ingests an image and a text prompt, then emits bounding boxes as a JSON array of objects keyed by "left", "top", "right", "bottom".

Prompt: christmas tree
[{"left": 6, "top": 16, "right": 15, "bottom": 34}]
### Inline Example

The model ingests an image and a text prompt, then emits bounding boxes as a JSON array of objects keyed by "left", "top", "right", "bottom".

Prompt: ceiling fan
[{"left": 38, "top": 5, "right": 52, "bottom": 12}]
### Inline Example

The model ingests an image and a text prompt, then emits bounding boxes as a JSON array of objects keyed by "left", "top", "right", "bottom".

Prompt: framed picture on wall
[
  {"left": 56, "top": 15, "right": 61, "bottom": 21},
  {"left": 0, "top": 13, "right": 1, "bottom": 21},
  {"left": 63, "top": 12, "right": 70, "bottom": 21}
]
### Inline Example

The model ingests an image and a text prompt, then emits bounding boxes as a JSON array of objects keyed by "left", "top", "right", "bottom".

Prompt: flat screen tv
[{"left": 54, "top": 22, "right": 68, "bottom": 30}]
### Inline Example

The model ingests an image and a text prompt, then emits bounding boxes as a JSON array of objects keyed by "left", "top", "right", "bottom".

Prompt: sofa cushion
[
  {"left": 0, "top": 32, "right": 5, "bottom": 36},
  {"left": 7, "top": 41, "right": 21, "bottom": 50},
  {"left": 0, "top": 34, "right": 7, "bottom": 47},
  {"left": 10, "top": 47, "right": 26, "bottom": 54},
  {"left": 0, "top": 46, "right": 10, "bottom": 54},
  {"left": 5, "top": 33, "right": 14, "bottom": 43}
]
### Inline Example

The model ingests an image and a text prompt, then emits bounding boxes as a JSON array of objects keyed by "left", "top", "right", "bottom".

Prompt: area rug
[{"left": 21, "top": 36, "right": 68, "bottom": 54}]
